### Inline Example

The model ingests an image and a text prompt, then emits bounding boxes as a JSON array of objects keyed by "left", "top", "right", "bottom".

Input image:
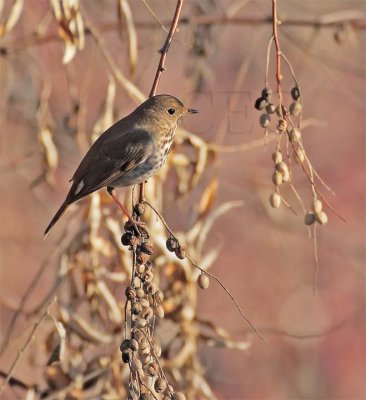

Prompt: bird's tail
[{"left": 44, "top": 200, "right": 69, "bottom": 236}]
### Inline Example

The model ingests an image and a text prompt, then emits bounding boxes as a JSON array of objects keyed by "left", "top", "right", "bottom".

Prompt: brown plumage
[{"left": 44, "top": 95, "right": 198, "bottom": 235}]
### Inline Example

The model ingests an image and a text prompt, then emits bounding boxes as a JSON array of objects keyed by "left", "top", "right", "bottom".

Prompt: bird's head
[{"left": 136, "top": 94, "right": 198, "bottom": 131}]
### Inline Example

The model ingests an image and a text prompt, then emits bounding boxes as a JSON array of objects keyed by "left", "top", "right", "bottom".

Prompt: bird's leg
[{"left": 107, "top": 187, "right": 145, "bottom": 234}]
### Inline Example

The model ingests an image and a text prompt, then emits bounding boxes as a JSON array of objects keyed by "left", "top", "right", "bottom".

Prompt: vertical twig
[{"left": 138, "top": 0, "right": 184, "bottom": 203}]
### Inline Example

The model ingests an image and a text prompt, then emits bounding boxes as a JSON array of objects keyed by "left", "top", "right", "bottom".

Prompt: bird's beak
[{"left": 187, "top": 108, "right": 199, "bottom": 114}]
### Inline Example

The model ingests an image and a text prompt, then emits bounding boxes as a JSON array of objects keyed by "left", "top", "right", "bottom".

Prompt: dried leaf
[
  {"left": 0, "top": 0, "right": 24, "bottom": 38},
  {"left": 62, "top": 40, "right": 77, "bottom": 64},
  {"left": 39, "top": 126, "right": 59, "bottom": 185},
  {"left": 60, "top": 305, "right": 114, "bottom": 344},
  {"left": 47, "top": 317, "right": 66, "bottom": 365},
  {"left": 118, "top": 0, "right": 138, "bottom": 74},
  {"left": 50, "top": 0, "right": 85, "bottom": 64},
  {"left": 198, "top": 177, "right": 218, "bottom": 218},
  {"left": 95, "top": 280, "right": 123, "bottom": 324}
]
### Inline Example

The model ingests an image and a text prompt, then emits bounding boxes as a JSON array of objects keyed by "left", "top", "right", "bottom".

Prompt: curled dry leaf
[{"left": 0, "top": 0, "right": 24, "bottom": 38}]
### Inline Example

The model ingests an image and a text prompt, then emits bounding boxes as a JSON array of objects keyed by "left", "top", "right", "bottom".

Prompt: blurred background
[{"left": 0, "top": 1, "right": 365, "bottom": 399}]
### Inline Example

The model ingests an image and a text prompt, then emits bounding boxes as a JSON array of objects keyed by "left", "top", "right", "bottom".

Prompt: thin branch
[
  {"left": 1, "top": 13, "right": 365, "bottom": 53},
  {"left": 142, "top": 200, "right": 267, "bottom": 344},
  {"left": 138, "top": 0, "right": 184, "bottom": 203},
  {"left": 0, "top": 299, "right": 56, "bottom": 395}
]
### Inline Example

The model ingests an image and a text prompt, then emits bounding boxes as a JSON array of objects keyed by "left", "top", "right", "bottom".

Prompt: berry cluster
[
  {"left": 120, "top": 204, "right": 186, "bottom": 400},
  {"left": 166, "top": 235, "right": 209, "bottom": 289},
  {"left": 254, "top": 85, "right": 329, "bottom": 227}
]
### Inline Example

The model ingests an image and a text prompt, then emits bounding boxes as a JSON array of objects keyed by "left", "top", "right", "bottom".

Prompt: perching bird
[{"left": 44, "top": 94, "right": 198, "bottom": 235}]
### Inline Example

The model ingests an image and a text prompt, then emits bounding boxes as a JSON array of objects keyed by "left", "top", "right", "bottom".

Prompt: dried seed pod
[
  {"left": 276, "top": 161, "right": 288, "bottom": 175},
  {"left": 266, "top": 103, "right": 276, "bottom": 114},
  {"left": 154, "top": 304, "right": 165, "bottom": 319},
  {"left": 197, "top": 273, "right": 209, "bottom": 289},
  {"left": 121, "top": 232, "right": 133, "bottom": 246},
  {"left": 316, "top": 211, "right": 328, "bottom": 225},
  {"left": 289, "top": 101, "right": 302, "bottom": 116},
  {"left": 259, "top": 113, "right": 270, "bottom": 128},
  {"left": 121, "top": 349, "right": 132, "bottom": 363},
  {"left": 272, "top": 171, "right": 283, "bottom": 186},
  {"left": 124, "top": 220, "right": 134, "bottom": 233},
  {"left": 129, "top": 339, "right": 139, "bottom": 352},
  {"left": 172, "top": 393, "right": 186, "bottom": 400},
  {"left": 136, "top": 264, "right": 146, "bottom": 275},
  {"left": 136, "top": 288, "right": 145, "bottom": 299},
  {"left": 130, "top": 359, "right": 142, "bottom": 371},
  {"left": 140, "top": 353, "right": 152, "bottom": 366},
  {"left": 140, "top": 343, "right": 151, "bottom": 355},
  {"left": 143, "top": 270, "right": 154, "bottom": 283},
  {"left": 175, "top": 246, "right": 186, "bottom": 260},
  {"left": 305, "top": 212, "right": 316, "bottom": 226},
  {"left": 312, "top": 199, "right": 323, "bottom": 214},
  {"left": 120, "top": 339, "right": 130, "bottom": 353},
  {"left": 139, "top": 242, "right": 154, "bottom": 255},
  {"left": 144, "top": 282, "right": 155, "bottom": 295},
  {"left": 139, "top": 394, "right": 152, "bottom": 400},
  {"left": 154, "top": 378, "right": 167, "bottom": 393},
  {"left": 131, "top": 302, "right": 142, "bottom": 315},
  {"left": 166, "top": 236, "right": 179, "bottom": 252},
  {"left": 135, "top": 317, "right": 147, "bottom": 328},
  {"left": 132, "top": 330, "right": 144, "bottom": 342},
  {"left": 269, "top": 192, "right": 281, "bottom": 208},
  {"left": 290, "top": 128, "right": 301, "bottom": 142},
  {"left": 272, "top": 150, "right": 282, "bottom": 164},
  {"left": 291, "top": 86, "right": 301, "bottom": 101},
  {"left": 282, "top": 169, "right": 290, "bottom": 182},
  {"left": 146, "top": 362, "right": 158, "bottom": 377},
  {"left": 142, "top": 306, "right": 154, "bottom": 321},
  {"left": 294, "top": 148, "right": 305, "bottom": 163},
  {"left": 254, "top": 97, "right": 267, "bottom": 110},
  {"left": 125, "top": 286, "right": 137, "bottom": 301},
  {"left": 133, "top": 276, "right": 142, "bottom": 287},
  {"left": 139, "top": 338, "right": 149, "bottom": 350},
  {"left": 261, "top": 87, "right": 272, "bottom": 99},
  {"left": 153, "top": 342, "right": 162, "bottom": 357},
  {"left": 277, "top": 118, "right": 287, "bottom": 132},
  {"left": 140, "top": 298, "right": 150, "bottom": 308},
  {"left": 137, "top": 252, "right": 150, "bottom": 265},
  {"left": 134, "top": 203, "right": 145, "bottom": 217},
  {"left": 276, "top": 161, "right": 290, "bottom": 182},
  {"left": 154, "top": 290, "right": 164, "bottom": 304}
]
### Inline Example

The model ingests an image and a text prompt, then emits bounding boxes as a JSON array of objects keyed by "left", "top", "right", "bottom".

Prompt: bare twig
[
  {"left": 0, "top": 299, "right": 56, "bottom": 395},
  {"left": 142, "top": 200, "right": 267, "bottom": 343},
  {"left": 138, "top": 0, "right": 184, "bottom": 202}
]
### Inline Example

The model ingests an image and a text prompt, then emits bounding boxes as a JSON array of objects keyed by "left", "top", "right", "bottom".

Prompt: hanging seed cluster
[
  {"left": 254, "top": 85, "right": 328, "bottom": 226},
  {"left": 120, "top": 204, "right": 186, "bottom": 400},
  {"left": 166, "top": 235, "right": 210, "bottom": 290}
]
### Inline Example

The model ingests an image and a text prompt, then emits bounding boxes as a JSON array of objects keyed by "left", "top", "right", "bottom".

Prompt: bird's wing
[{"left": 68, "top": 128, "right": 154, "bottom": 202}]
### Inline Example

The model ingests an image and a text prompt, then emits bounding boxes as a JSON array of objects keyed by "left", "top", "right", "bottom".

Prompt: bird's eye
[{"left": 167, "top": 108, "right": 176, "bottom": 116}]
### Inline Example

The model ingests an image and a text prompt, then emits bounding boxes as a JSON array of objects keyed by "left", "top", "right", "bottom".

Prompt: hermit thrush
[{"left": 44, "top": 94, "right": 198, "bottom": 235}]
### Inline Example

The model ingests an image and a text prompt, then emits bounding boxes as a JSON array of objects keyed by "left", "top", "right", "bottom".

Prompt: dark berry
[{"left": 254, "top": 97, "right": 266, "bottom": 111}]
